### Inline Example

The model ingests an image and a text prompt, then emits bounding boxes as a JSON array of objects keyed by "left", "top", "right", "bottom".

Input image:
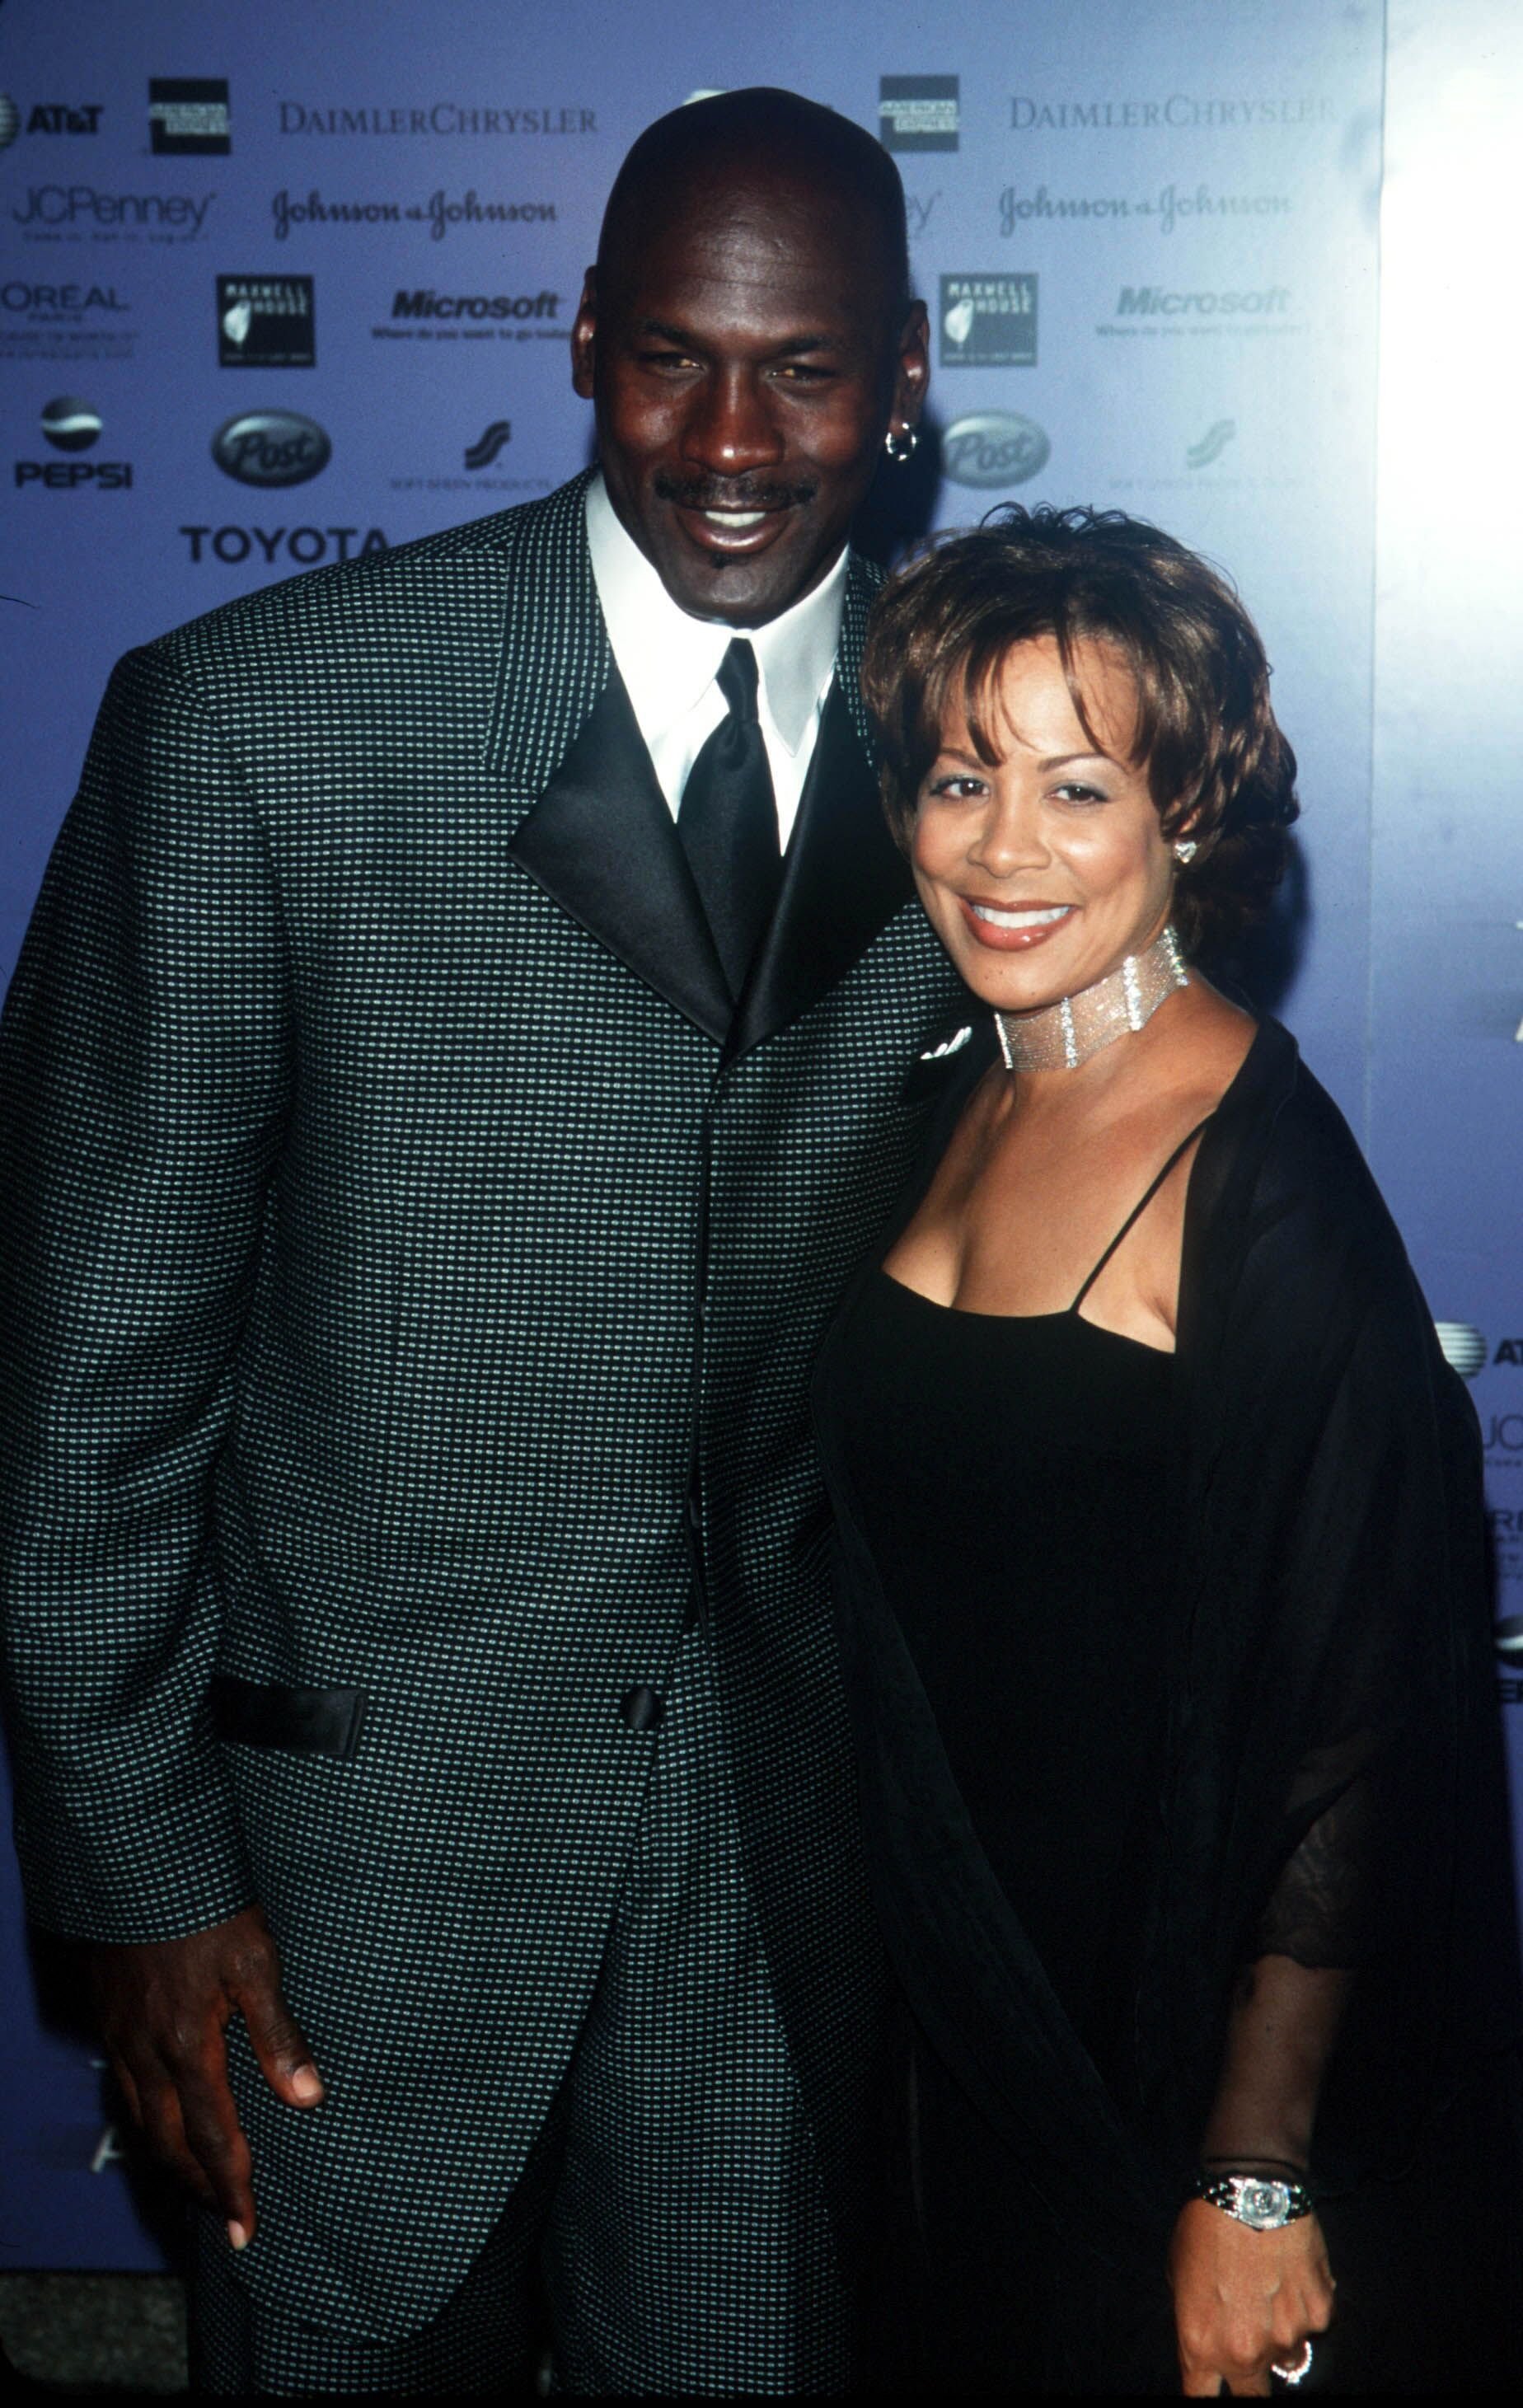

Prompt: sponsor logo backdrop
[{"left": 1, "top": 0, "right": 1516, "bottom": 2271}]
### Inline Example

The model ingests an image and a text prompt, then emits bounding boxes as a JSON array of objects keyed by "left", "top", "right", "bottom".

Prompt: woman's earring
[
  {"left": 884, "top": 426, "right": 919, "bottom": 464},
  {"left": 1173, "top": 837, "right": 1199, "bottom": 864}
]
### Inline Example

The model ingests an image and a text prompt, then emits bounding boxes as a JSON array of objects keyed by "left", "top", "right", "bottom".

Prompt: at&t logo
[{"left": 1434, "top": 1323, "right": 1523, "bottom": 1377}]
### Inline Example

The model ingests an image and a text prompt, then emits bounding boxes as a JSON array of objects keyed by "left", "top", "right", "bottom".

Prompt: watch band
[{"left": 1193, "top": 2171, "right": 1314, "bottom": 2230}]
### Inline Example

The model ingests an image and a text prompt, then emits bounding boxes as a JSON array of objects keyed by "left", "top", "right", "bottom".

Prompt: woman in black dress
[{"left": 813, "top": 509, "right": 1521, "bottom": 2393}]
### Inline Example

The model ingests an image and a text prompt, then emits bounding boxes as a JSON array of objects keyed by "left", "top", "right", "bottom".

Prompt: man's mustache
[{"left": 652, "top": 472, "right": 818, "bottom": 512}]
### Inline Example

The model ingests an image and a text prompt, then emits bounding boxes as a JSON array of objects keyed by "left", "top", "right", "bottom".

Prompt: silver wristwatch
[{"left": 1193, "top": 2172, "right": 1314, "bottom": 2230}]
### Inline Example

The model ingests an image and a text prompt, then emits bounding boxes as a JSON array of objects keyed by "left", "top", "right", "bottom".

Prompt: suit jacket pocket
[
  {"left": 211, "top": 1674, "right": 368, "bottom": 1762},
  {"left": 898, "top": 1020, "right": 977, "bottom": 1107}
]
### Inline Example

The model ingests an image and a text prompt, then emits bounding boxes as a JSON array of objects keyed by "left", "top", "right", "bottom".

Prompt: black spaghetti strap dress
[{"left": 825, "top": 1126, "right": 1209, "bottom": 2393}]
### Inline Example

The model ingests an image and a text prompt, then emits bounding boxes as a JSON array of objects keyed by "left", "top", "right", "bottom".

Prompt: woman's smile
[{"left": 959, "top": 899, "right": 1079, "bottom": 949}]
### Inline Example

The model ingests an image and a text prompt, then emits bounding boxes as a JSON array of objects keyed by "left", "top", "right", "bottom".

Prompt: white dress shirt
[{"left": 584, "top": 472, "right": 847, "bottom": 850}]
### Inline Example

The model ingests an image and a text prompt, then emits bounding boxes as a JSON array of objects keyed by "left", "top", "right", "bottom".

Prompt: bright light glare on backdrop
[{"left": 1378, "top": 30, "right": 1523, "bottom": 653}]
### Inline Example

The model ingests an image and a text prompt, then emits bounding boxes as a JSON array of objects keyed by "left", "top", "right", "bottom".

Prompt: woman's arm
[
  {"left": 1168, "top": 1912, "right": 1353, "bottom": 2387},
  {"left": 1165, "top": 1731, "right": 1370, "bottom": 2389}
]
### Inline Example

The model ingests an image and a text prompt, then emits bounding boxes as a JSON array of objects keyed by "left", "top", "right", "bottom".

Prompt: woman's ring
[{"left": 1270, "top": 2338, "right": 1314, "bottom": 2385}]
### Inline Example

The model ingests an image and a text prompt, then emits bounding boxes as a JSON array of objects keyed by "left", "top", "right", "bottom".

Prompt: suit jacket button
[{"left": 621, "top": 1685, "right": 663, "bottom": 1733}]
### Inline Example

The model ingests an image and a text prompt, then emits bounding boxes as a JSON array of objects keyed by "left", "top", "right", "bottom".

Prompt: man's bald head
[
  {"left": 573, "top": 86, "right": 928, "bottom": 624},
  {"left": 597, "top": 87, "right": 911, "bottom": 332}
]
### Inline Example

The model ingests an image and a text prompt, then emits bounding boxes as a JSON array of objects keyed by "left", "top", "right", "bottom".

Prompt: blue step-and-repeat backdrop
[{"left": 2, "top": 0, "right": 1519, "bottom": 2270}]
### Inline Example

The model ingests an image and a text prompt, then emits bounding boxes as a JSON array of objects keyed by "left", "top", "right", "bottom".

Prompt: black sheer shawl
[{"left": 813, "top": 1015, "right": 1521, "bottom": 2279}]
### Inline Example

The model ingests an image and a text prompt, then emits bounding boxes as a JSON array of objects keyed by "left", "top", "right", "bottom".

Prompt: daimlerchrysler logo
[
  {"left": 212, "top": 408, "right": 330, "bottom": 487},
  {"left": 941, "top": 412, "right": 1050, "bottom": 490},
  {"left": 277, "top": 101, "right": 595, "bottom": 136}
]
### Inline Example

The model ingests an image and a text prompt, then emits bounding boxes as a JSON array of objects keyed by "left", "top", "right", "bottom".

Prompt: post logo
[{"left": 212, "top": 409, "right": 330, "bottom": 487}]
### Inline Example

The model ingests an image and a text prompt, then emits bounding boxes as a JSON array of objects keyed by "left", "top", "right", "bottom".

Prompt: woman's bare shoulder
[{"left": 1150, "top": 979, "right": 1258, "bottom": 1124}]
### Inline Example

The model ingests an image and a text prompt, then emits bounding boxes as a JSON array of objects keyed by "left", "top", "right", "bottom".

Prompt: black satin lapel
[
  {"left": 730, "top": 681, "right": 912, "bottom": 1057},
  {"left": 508, "top": 668, "right": 733, "bottom": 1042}
]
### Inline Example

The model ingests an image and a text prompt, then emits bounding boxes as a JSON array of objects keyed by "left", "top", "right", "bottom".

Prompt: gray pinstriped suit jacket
[{"left": 0, "top": 471, "right": 968, "bottom": 2336}]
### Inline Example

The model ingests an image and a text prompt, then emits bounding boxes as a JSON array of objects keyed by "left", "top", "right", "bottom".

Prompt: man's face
[{"left": 573, "top": 169, "right": 928, "bottom": 625}]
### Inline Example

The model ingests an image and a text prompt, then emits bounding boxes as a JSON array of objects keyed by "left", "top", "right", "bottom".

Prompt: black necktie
[{"left": 677, "top": 639, "right": 782, "bottom": 1000}]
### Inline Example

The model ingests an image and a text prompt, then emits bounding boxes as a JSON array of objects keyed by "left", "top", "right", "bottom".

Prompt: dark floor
[{"left": 0, "top": 2275, "right": 188, "bottom": 2396}]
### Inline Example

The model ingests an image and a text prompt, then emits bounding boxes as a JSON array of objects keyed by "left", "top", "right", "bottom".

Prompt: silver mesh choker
[{"left": 994, "top": 924, "right": 1189, "bottom": 1074}]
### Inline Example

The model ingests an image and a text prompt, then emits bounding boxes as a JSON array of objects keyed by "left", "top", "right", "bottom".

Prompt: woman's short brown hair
[{"left": 860, "top": 505, "right": 1299, "bottom": 956}]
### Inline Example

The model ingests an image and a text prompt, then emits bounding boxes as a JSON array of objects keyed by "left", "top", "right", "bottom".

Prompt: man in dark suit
[{"left": 0, "top": 89, "right": 965, "bottom": 2393}]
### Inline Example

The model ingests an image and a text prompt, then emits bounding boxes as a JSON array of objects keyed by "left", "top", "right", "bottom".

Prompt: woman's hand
[{"left": 1168, "top": 2199, "right": 1334, "bottom": 2396}]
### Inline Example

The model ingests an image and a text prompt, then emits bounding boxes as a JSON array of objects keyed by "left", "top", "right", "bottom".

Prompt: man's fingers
[
  {"left": 1179, "top": 2363, "right": 1225, "bottom": 2396},
  {"left": 106, "top": 2050, "right": 143, "bottom": 2132},
  {"left": 173, "top": 2048, "right": 257, "bottom": 2237},
  {"left": 134, "top": 2074, "right": 219, "bottom": 2210},
  {"left": 230, "top": 1944, "right": 323, "bottom": 2106}
]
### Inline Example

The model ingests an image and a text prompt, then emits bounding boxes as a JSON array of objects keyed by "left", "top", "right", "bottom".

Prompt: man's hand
[
  {"left": 89, "top": 1904, "right": 323, "bottom": 2249},
  {"left": 1169, "top": 2199, "right": 1334, "bottom": 2396}
]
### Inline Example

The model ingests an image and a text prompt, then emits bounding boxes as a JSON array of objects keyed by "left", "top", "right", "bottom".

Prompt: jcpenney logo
[
  {"left": 11, "top": 185, "right": 214, "bottom": 236},
  {"left": 212, "top": 409, "right": 330, "bottom": 486},
  {"left": 941, "top": 411, "right": 1050, "bottom": 490}
]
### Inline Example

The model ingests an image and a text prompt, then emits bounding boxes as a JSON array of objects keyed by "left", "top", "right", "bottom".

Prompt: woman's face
[{"left": 910, "top": 635, "right": 1177, "bottom": 1017}]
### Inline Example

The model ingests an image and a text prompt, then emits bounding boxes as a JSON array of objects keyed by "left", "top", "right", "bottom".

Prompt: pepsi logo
[{"left": 41, "top": 395, "right": 102, "bottom": 452}]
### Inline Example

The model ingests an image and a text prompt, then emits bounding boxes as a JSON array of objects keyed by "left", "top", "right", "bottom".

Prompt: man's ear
[
  {"left": 570, "top": 268, "right": 598, "bottom": 401},
  {"left": 895, "top": 299, "right": 931, "bottom": 431}
]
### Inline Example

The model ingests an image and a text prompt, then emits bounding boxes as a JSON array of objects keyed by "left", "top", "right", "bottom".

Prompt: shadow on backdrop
[
  {"left": 852, "top": 415, "right": 946, "bottom": 570},
  {"left": 1208, "top": 839, "right": 1313, "bottom": 1023},
  {"left": 21, "top": 1921, "right": 186, "bottom": 2273}
]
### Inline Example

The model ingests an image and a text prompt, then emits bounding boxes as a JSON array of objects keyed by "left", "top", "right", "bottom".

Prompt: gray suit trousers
[{"left": 187, "top": 1625, "right": 851, "bottom": 2395}]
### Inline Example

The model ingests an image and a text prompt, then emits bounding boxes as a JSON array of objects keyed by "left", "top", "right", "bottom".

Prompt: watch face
[{"left": 1238, "top": 2180, "right": 1291, "bottom": 2229}]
